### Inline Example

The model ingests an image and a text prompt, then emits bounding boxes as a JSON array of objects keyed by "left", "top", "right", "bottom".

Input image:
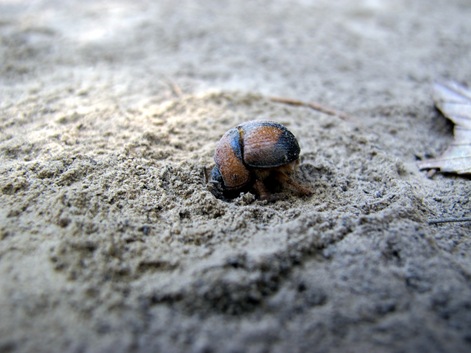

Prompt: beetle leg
[
  {"left": 286, "top": 178, "right": 313, "bottom": 196},
  {"left": 275, "top": 171, "right": 313, "bottom": 197},
  {"left": 252, "top": 179, "right": 272, "bottom": 201},
  {"left": 202, "top": 167, "right": 209, "bottom": 184}
]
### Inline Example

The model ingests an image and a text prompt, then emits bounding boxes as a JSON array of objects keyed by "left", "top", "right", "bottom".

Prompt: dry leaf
[{"left": 418, "top": 81, "right": 471, "bottom": 174}]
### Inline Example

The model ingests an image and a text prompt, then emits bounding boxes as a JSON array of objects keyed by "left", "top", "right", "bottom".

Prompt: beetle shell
[
  {"left": 213, "top": 127, "right": 251, "bottom": 189},
  {"left": 209, "top": 120, "right": 304, "bottom": 200},
  {"left": 242, "top": 121, "right": 300, "bottom": 168}
]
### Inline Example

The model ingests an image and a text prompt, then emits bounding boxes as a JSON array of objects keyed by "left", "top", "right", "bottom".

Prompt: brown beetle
[{"left": 207, "top": 120, "right": 312, "bottom": 201}]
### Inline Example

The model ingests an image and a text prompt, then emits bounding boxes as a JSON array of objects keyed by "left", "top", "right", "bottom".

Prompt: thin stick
[
  {"left": 428, "top": 217, "right": 471, "bottom": 225},
  {"left": 165, "top": 78, "right": 183, "bottom": 97},
  {"left": 426, "top": 169, "right": 437, "bottom": 178},
  {"left": 269, "top": 96, "right": 351, "bottom": 121}
]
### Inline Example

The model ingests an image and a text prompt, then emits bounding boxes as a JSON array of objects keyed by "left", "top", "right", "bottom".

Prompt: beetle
[{"left": 206, "top": 120, "right": 312, "bottom": 201}]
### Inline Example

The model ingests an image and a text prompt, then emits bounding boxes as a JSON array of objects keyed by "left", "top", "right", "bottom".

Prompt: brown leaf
[{"left": 418, "top": 81, "right": 471, "bottom": 174}]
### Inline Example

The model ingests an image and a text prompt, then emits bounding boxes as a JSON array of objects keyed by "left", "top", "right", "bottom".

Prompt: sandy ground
[{"left": 1, "top": 0, "right": 471, "bottom": 352}]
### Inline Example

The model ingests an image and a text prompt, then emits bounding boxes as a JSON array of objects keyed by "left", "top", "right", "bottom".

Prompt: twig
[
  {"left": 165, "top": 78, "right": 183, "bottom": 97},
  {"left": 426, "top": 169, "right": 437, "bottom": 178},
  {"left": 269, "top": 96, "right": 351, "bottom": 121},
  {"left": 428, "top": 217, "right": 471, "bottom": 225}
]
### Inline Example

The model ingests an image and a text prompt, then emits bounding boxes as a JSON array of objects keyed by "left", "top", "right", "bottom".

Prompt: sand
[{"left": 1, "top": 0, "right": 470, "bottom": 352}]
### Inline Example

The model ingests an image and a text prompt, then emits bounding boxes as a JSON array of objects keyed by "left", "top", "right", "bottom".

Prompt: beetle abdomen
[{"left": 240, "top": 121, "right": 300, "bottom": 168}]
